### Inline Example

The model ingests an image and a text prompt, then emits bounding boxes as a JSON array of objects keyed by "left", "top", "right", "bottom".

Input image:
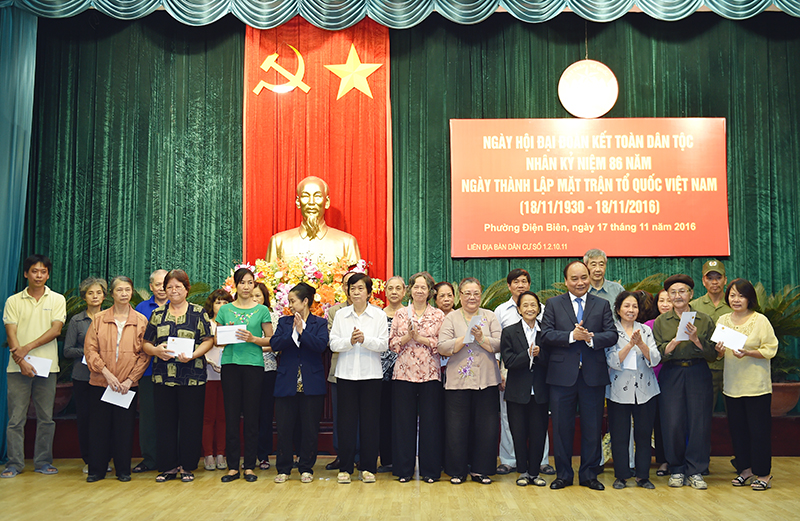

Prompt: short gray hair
[
  {"left": 79, "top": 277, "right": 107, "bottom": 300},
  {"left": 583, "top": 249, "right": 607, "bottom": 263},
  {"left": 149, "top": 269, "right": 168, "bottom": 284}
]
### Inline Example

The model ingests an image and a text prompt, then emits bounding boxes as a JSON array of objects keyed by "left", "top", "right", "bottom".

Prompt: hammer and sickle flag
[{"left": 243, "top": 17, "right": 390, "bottom": 283}]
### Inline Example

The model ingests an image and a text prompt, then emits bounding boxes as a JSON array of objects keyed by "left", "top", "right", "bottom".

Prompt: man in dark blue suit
[{"left": 541, "top": 261, "right": 618, "bottom": 490}]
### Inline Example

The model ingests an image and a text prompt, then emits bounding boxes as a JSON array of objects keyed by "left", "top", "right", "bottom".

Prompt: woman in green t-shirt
[{"left": 216, "top": 268, "right": 273, "bottom": 483}]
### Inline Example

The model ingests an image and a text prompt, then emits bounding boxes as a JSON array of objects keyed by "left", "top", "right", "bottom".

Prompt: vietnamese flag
[{"left": 243, "top": 17, "right": 390, "bottom": 280}]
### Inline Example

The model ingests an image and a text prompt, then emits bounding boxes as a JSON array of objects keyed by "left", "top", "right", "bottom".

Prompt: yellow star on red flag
[{"left": 324, "top": 44, "right": 382, "bottom": 100}]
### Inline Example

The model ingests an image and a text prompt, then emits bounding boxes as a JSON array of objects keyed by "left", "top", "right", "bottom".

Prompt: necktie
[{"left": 575, "top": 297, "right": 584, "bottom": 322}]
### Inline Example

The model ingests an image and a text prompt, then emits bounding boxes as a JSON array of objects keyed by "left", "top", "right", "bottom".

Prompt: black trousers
[
  {"left": 549, "top": 377, "right": 605, "bottom": 484},
  {"left": 507, "top": 398, "right": 549, "bottom": 476},
  {"left": 337, "top": 378, "right": 381, "bottom": 474},
  {"left": 88, "top": 384, "right": 138, "bottom": 477},
  {"left": 607, "top": 398, "right": 657, "bottom": 480},
  {"left": 444, "top": 386, "right": 499, "bottom": 478},
  {"left": 658, "top": 362, "right": 712, "bottom": 476},
  {"left": 72, "top": 379, "right": 92, "bottom": 465},
  {"left": 275, "top": 393, "right": 324, "bottom": 474},
  {"left": 653, "top": 397, "right": 666, "bottom": 465},
  {"left": 221, "top": 364, "right": 263, "bottom": 470},
  {"left": 726, "top": 393, "right": 772, "bottom": 476},
  {"left": 379, "top": 379, "right": 393, "bottom": 467},
  {"left": 258, "top": 370, "right": 276, "bottom": 460},
  {"left": 154, "top": 383, "right": 205, "bottom": 472},
  {"left": 392, "top": 379, "right": 443, "bottom": 478}
]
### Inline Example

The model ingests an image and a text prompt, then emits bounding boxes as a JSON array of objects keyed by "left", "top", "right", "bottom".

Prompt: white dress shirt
[{"left": 330, "top": 304, "right": 389, "bottom": 380}]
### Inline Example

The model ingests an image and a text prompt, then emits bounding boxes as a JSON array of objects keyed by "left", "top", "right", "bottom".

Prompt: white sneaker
[
  {"left": 688, "top": 474, "right": 708, "bottom": 489},
  {"left": 668, "top": 473, "right": 685, "bottom": 487}
]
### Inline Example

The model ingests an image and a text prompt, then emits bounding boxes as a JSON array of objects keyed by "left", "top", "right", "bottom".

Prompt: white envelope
[
  {"left": 216, "top": 325, "right": 247, "bottom": 345},
  {"left": 711, "top": 324, "right": 747, "bottom": 353},
  {"left": 101, "top": 387, "right": 136, "bottom": 409},
  {"left": 675, "top": 312, "right": 697, "bottom": 342},
  {"left": 622, "top": 349, "right": 638, "bottom": 371},
  {"left": 167, "top": 336, "right": 195, "bottom": 358},
  {"left": 24, "top": 355, "right": 52, "bottom": 377},
  {"left": 463, "top": 316, "right": 483, "bottom": 344}
]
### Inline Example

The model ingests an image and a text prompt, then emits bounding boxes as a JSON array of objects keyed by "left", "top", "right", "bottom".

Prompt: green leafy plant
[{"left": 754, "top": 283, "right": 800, "bottom": 382}]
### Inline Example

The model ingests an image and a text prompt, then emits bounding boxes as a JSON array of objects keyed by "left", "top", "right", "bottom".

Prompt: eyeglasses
[
  {"left": 668, "top": 289, "right": 690, "bottom": 296},
  {"left": 460, "top": 292, "right": 481, "bottom": 299}
]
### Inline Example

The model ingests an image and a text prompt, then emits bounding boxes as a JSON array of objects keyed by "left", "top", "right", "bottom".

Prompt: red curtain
[{"left": 243, "top": 17, "right": 390, "bottom": 280}]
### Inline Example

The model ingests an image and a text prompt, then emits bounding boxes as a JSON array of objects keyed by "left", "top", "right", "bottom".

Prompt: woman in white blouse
[
  {"left": 605, "top": 291, "right": 661, "bottom": 490},
  {"left": 330, "top": 273, "right": 389, "bottom": 484}
]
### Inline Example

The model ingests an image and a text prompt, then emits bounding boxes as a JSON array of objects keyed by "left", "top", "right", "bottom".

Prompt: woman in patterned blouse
[
  {"left": 143, "top": 270, "right": 214, "bottom": 483},
  {"left": 389, "top": 272, "right": 445, "bottom": 483},
  {"left": 438, "top": 278, "right": 502, "bottom": 485}
]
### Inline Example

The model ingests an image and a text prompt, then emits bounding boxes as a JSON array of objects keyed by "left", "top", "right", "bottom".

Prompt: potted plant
[{"left": 755, "top": 284, "right": 800, "bottom": 416}]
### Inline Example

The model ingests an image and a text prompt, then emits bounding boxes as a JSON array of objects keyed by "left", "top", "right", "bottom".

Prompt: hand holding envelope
[{"left": 711, "top": 324, "right": 748, "bottom": 358}]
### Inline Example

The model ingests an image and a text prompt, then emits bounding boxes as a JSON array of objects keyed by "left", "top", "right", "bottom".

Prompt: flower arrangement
[{"left": 224, "top": 256, "right": 385, "bottom": 319}]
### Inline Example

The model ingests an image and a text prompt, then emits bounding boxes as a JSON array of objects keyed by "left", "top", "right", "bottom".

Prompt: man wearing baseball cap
[
  {"left": 652, "top": 274, "right": 717, "bottom": 490},
  {"left": 690, "top": 260, "right": 731, "bottom": 415}
]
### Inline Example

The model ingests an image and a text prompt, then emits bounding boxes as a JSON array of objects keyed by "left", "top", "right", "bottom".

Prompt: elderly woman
[
  {"left": 714, "top": 279, "right": 778, "bottom": 491},
  {"left": 390, "top": 272, "right": 445, "bottom": 483},
  {"left": 330, "top": 273, "right": 389, "bottom": 484},
  {"left": 63, "top": 277, "right": 107, "bottom": 473},
  {"left": 252, "top": 281, "right": 277, "bottom": 471},
  {"left": 438, "top": 277, "right": 502, "bottom": 485},
  {"left": 84, "top": 276, "right": 149, "bottom": 482},
  {"left": 500, "top": 291, "right": 549, "bottom": 487},
  {"left": 271, "top": 283, "right": 329, "bottom": 483},
  {"left": 606, "top": 291, "right": 661, "bottom": 490},
  {"left": 433, "top": 281, "right": 455, "bottom": 315},
  {"left": 379, "top": 276, "right": 406, "bottom": 473},
  {"left": 216, "top": 268, "right": 273, "bottom": 483},
  {"left": 143, "top": 270, "right": 214, "bottom": 483},
  {"left": 202, "top": 289, "right": 233, "bottom": 471}
]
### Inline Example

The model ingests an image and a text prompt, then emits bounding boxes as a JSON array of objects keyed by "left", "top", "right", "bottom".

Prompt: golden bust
[{"left": 266, "top": 176, "right": 361, "bottom": 265}]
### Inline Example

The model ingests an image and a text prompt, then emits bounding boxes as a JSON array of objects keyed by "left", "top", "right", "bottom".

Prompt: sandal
[
  {"left": 531, "top": 475, "right": 547, "bottom": 487},
  {"left": 1, "top": 467, "right": 19, "bottom": 478},
  {"left": 180, "top": 470, "right": 195, "bottom": 482},
  {"left": 751, "top": 476, "right": 773, "bottom": 491},
  {"left": 204, "top": 456, "right": 216, "bottom": 471},
  {"left": 259, "top": 459, "right": 271, "bottom": 470},
  {"left": 656, "top": 465, "right": 669, "bottom": 477},
  {"left": 422, "top": 476, "right": 437, "bottom": 483},
  {"left": 133, "top": 462, "right": 154, "bottom": 473},
  {"left": 470, "top": 474, "right": 492, "bottom": 485},
  {"left": 156, "top": 471, "right": 177, "bottom": 483},
  {"left": 34, "top": 464, "right": 58, "bottom": 475},
  {"left": 398, "top": 476, "right": 413, "bottom": 483},
  {"left": 516, "top": 476, "right": 530, "bottom": 486},
  {"left": 732, "top": 474, "right": 754, "bottom": 487},
  {"left": 450, "top": 476, "right": 464, "bottom": 485}
]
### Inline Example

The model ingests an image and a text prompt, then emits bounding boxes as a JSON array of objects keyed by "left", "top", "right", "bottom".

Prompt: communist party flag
[{"left": 243, "top": 17, "right": 390, "bottom": 280}]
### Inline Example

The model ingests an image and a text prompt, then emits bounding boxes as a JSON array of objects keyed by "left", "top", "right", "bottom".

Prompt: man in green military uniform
[{"left": 690, "top": 259, "right": 731, "bottom": 413}]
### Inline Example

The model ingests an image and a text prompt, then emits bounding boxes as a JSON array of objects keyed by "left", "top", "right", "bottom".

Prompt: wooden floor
[{"left": 1, "top": 457, "right": 798, "bottom": 520}]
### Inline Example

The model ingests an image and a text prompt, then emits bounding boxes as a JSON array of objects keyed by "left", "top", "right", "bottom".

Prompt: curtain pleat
[{"left": 0, "top": 5, "right": 38, "bottom": 463}]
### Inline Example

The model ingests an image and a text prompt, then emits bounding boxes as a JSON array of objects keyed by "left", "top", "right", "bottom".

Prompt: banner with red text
[
  {"left": 243, "top": 17, "right": 389, "bottom": 279},
  {"left": 450, "top": 118, "right": 728, "bottom": 258}
]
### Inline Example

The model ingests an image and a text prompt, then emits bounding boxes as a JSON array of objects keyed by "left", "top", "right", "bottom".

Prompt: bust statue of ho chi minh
[{"left": 266, "top": 176, "right": 362, "bottom": 265}]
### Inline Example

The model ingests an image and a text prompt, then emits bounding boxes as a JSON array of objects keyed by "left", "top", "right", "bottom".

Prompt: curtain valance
[{"left": 2, "top": 0, "right": 797, "bottom": 28}]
